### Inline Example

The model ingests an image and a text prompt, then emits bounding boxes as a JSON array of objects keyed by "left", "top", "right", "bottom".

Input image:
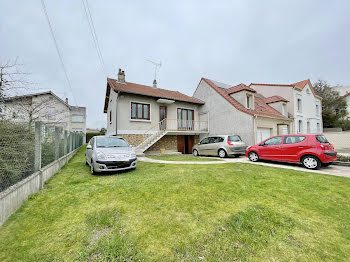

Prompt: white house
[
  {"left": 332, "top": 85, "right": 350, "bottom": 119},
  {"left": 104, "top": 69, "right": 208, "bottom": 154},
  {"left": 2, "top": 91, "right": 86, "bottom": 134},
  {"left": 250, "top": 79, "right": 323, "bottom": 134}
]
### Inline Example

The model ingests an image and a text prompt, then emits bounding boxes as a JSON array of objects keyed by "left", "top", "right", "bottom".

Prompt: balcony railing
[{"left": 161, "top": 118, "right": 208, "bottom": 132}]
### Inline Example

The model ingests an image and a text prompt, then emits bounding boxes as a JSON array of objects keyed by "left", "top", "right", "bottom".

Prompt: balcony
[{"left": 159, "top": 118, "right": 208, "bottom": 133}]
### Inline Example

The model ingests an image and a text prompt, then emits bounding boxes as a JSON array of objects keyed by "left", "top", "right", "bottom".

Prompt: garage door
[{"left": 257, "top": 128, "right": 271, "bottom": 143}]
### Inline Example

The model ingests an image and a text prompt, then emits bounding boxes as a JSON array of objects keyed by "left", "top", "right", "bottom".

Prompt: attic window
[
  {"left": 246, "top": 94, "right": 253, "bottom": 109},
  {"left": 306, "top": 88, "right": 310, "bottom": 94}
]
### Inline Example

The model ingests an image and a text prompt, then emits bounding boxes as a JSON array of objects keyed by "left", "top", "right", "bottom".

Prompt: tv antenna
[{"left": 146, "top": 59, "right": 162, "bottom": 80}]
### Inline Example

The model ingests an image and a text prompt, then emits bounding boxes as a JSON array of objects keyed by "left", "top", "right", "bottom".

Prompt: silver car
[
  {"left": 192, "top": 135, "right": 247, "bottom": 158},
  {"left": 85, "top": 136, "right": 137, "bottom": 175}
]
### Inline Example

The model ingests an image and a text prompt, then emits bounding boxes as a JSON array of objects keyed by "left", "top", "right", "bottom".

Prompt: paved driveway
[{"left": 139, "top": 156, "right": 350, "bottom": 178}]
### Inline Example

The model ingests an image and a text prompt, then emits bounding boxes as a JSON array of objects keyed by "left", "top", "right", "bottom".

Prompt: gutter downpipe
[
  {"left": 253, "top": 114, "right": 257, "bottom": 144},
  {"left": 115, "top": 91, "right": 120, "bottom": 136}
]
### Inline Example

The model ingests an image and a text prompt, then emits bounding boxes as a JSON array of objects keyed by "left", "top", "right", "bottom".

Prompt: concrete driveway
[{"left": 139, "top": 156, "right": 350, "bottom": 178}]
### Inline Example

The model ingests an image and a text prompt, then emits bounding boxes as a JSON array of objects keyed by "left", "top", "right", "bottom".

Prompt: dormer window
[
  {"left": 282, "top": 103, "right": 287, "bottom": 116},
  {"left": 246, "top": 94, "right": 253, "bottom": 109}
]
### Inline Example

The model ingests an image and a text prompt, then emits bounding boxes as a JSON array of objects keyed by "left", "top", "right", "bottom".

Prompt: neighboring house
[
  {"left": 332, "top": 85, "right": 350, "bottom": 119},
  {"left": 104, "top": 69, "right": 208, "bottom": 154},
  {"left": 193, "top": 78, "right": 293, "bottom": 145},
  {"left": 250, "top": 79, "right": 323, "bottom": 134},
  {"left": 2, "top": 91, "right": 86, "bottom": 134}
]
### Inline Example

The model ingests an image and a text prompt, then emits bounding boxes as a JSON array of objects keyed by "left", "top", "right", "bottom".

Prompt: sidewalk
[{"left": 138, "top": 156, "right": 350, "bottom": 178}]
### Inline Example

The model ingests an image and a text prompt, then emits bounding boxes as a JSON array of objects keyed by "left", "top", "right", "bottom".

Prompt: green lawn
[
  {"left": 147, "top": 154, "right": 222, "bottom": 161},
  {"left": 0, "top": 147, "right": 349, "bottom": 261}
]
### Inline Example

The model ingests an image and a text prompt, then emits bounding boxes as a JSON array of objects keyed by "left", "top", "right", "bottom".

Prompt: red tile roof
[
  {"left": 292, "top": 79, "right": 309, "bottom": 89},
  {"left": 226, "top": 83, "right": 256, "bottom": 94},
  {"left": 250, "top": 79, "right": 321, "bottom": 99},
  {"left": 104, "top": 78, "right": 204, "bottom": 113},
  {"left": 202, "top": 78, "right": 291, "bottom": 120},
  {"left": 264, "top": 95, "right": 289, "bottom": 104}
]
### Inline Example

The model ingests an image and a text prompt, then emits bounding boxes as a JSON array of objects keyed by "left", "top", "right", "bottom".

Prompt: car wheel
[
  {"left": 302, "top": 155, "right": 321, "bottom": 170},
  {"left": 193, "top": 149, "right": 199, "bottom": 157},
  {"left": 248, "top": 152, "right": 259, "bottom": 162},
  {"left": 218, "top": 149, "right": 227, "bottom": 158}
]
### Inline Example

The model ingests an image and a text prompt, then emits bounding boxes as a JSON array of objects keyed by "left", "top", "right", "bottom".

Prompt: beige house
[
  {"left": 193, "top": 78, "right": 294, "bottom": 145},
  {"left": 104, "top": 70, "right": 208, "bottom": 154},
  {"left": 2, "top": 91, "right": 86, "bottom": 135}
]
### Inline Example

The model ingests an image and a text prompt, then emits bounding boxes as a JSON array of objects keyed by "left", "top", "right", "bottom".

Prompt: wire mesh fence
[{"left": 0, "top": 120, "right": 83, "bottom": 192}]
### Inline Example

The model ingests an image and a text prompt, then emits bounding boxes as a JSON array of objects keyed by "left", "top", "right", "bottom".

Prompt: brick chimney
[
  {"left": 153, "top": 79, "right": 157, "bottom": 89},
  {"left": 118, "top": 68, "right": 125, "bottom": 83}
]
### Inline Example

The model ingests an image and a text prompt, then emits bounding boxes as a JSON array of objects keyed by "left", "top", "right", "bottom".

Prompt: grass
[
  {"left": 0, "top": 146, "right": 349, "bottom": 261},
  {"left": 147, "top": 154, "right": 222, "bottom": 161}
]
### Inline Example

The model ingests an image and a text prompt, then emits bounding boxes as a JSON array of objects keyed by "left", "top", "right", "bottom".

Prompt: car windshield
[
  {"left": 96, "top": 137, "right": 129, "bottom": 148},
  {"left": 316, "top": 135, "right": 329, "bottom": 144},
  {"left": 228, "top": 135, "right": 241, "bottom": 142}
]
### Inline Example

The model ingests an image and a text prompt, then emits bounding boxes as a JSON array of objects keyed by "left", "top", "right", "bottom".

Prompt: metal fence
[{"left": 0, "top": 120, "right": 83, "bottom": 192}]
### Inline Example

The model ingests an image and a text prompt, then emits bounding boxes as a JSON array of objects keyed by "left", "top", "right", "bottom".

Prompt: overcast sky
[{"left": 1, "top": 0, "right": 350, "bottom": 128}]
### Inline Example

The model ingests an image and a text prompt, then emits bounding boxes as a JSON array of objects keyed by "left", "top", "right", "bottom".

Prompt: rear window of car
[
  {"left": 96, "top": 137, "right": 129, "bottom": 148},
  {"left": 284, "top": 136, "right": 306, "bottom": 144},
  {"left": 228, "top": 135, "right": 241, "bottom": 142},
  {"left": 315, "top": 135, "right": 329, "bottom": 144}
]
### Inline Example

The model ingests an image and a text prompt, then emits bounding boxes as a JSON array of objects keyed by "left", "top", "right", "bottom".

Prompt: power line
[
  {"left": 40, "top": 0, "right": 78, "bottom": 105},
  {"left": 82, "top": 0, "right": 107, "bottom": 76}
]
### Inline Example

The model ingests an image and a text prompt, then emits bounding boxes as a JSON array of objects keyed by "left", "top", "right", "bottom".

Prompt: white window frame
[
  {"left": 297, "top": 98, "right": 302, "bottom": 113},
  {"left": 298, "top": 120, "right": 303, "bottom": 133},
  {"left": 246, "top": 94, "right": 253, "bottom": 109}
]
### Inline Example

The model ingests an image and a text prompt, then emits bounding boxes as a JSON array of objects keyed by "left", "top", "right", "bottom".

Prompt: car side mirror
[{"left": 86, "top": 144, "right": 92, "bottom": 150}]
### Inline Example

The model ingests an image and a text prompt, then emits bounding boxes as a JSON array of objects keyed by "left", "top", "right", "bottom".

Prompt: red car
[{"left": 246, "top": 134, "right": 337, "bottom": 170}]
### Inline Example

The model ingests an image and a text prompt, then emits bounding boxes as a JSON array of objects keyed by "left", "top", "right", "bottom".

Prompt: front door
[
  {"left": 159, "top": 106, "right": 167, "bottom": 130},
  {"left": 177, "top": 135, "right": 195, "bottom": 154}
]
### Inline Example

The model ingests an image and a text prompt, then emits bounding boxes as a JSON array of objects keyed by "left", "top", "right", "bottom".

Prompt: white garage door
[{"left": 257, "top": 128, "right": 271, "bottom": 143}]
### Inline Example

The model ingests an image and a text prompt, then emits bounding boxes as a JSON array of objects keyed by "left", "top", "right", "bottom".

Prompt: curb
[{"left": 332, "top": 161, "right": 350, "bottom": 167}]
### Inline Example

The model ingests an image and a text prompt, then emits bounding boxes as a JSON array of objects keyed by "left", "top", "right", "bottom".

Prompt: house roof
[
  {"left": 202, "top": 78, "right": 290, "bottom": 120},
  {"left": 340, "top": 92, "right": 350, "bottom": 99},
  {"left": 250, "top": 79, "right": 322, "bottom": 100},
  {"left": 226, "top": 83, "right": 256, "bottom": 94},
  {"left": 104, "top": 78, "right": 204, "bottom": 113},
  {"left": 4, "top": 91, "right": 70, "bottom": 107},
  {"left": 264, "top": 95, "right": 289, "bottom": 104}
]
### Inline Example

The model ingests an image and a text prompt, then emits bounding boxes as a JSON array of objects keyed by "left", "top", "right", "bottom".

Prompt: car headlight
[
  {"left": 96, "top": 151, "right": 106, "bottom": 160},
  {"left": 130, "top": 152, "right": 136, "bottom": 158}
]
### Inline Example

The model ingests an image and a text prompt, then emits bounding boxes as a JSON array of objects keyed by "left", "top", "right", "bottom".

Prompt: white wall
[
  {"left": 294, "top": 83, "right": 322, "bottom": 134},
  {"left": 193, "top": 79, "right": 254, "bottom": 145},
  {"left": 106, "top": 89, "right": 202, "bottom": 135},
  {"left": 250, "top": 84, "right": 295, "bottom": 115}
]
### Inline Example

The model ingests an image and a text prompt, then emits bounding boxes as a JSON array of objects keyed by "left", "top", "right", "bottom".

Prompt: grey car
[
  {"left": 85, "top": 136, "right": 137, "bottom": 174},
  {"left": 192, "top": 135, "right": 247, "bottom": 158}
]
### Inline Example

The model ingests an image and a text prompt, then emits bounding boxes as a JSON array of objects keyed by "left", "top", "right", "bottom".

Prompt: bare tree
[
  {"left": 0, "top": 58, "right": 34, "bottom": 98},
  {"left": 7, "top": 95, "right": 69, "bottom": 128}
]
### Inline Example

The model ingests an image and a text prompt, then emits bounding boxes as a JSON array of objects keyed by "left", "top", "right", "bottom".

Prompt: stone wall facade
[
  {"left": 147, "top": 135, "right": 178, "bottom": 153},
  {"left": 118, "top": 134, "right": 144, "bottom": 147}
]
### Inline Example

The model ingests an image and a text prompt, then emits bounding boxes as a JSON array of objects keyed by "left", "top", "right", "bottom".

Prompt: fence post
[
  {"left": 63, "top": 130, "right": 68, "bottom": 155},
  {"left": 34, "top": 122, "right": 42, "bottom": 172},
  {"left": 54, "top": 127, "right": 60, "bottom": 160},
  {"left": 69, "top": 132, "right": 72, "bottom": 152}
]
